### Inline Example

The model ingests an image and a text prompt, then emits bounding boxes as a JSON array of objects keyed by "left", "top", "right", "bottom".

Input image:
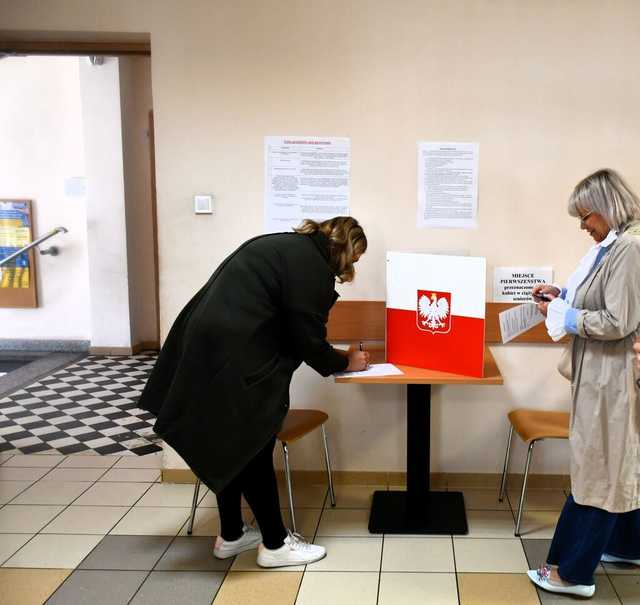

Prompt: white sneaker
[
  {"left": 527, "top": 567, "right": 595, "bottom": 598},
  {"left": 213, "top": 525, "right": 262, "bottom": 559},
  {"left": 601, "top": 553, "right": 640, "bottom": 566},
  {"left": 257, "top": 531, "right": 326, "bottom": 568}
]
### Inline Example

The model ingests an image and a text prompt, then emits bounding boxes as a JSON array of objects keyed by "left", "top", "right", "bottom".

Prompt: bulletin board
[{"left": 0, "top": 199, "right": 38, "bottom": 308}]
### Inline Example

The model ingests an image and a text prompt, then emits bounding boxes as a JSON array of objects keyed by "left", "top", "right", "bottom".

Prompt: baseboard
[
  {"left": 161, "top": 468, "right": 570, "bottom": 490},
  {"left": 0, "top": 339, "right": 89, "bottom": 353},
  {"left": 89, "top": 346, "right": 133, "bottom": 356}
]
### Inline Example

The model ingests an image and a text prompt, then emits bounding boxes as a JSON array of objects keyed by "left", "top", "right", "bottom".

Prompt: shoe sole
[
  {"left": 257, "top": 551, "right": 327, "bottom": 568},
  {"left": 214, "top": 539, "right": 262, "bottom": 560}
]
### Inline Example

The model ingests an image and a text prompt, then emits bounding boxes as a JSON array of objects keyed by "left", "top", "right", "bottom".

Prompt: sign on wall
[
  {"left": 493, "top": 267, "right": 553, "bottom": 303},
  {"left": 264, "top": 136, "right": 350, "bottom": 233}
]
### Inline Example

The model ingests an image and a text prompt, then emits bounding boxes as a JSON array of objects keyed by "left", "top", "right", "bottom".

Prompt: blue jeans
[{"left": 547, "top": 494, "right": 640, "bottom": 585}]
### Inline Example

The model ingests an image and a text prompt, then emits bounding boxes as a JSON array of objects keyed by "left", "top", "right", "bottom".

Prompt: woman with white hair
[{"left": 528, "top": 169, "right": 640, "bottom": 598}]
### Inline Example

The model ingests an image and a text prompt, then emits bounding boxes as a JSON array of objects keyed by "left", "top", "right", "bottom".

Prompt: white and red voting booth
[{"left": 386, "top": 252, "right": 487, "bottom": 378}]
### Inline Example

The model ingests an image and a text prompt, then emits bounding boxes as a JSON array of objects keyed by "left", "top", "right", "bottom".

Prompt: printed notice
[
  {"left": 418, "top": 141, "right": 479, "bottom": 229},
  {"left": 265, "top": 136, "right": 350, "bottom": 233},
  {"left": 494, "top": 267, "right": 553, "bottom": 303},
  {"left": 498, "top": 304, "right": 545, "bottom": 344}
]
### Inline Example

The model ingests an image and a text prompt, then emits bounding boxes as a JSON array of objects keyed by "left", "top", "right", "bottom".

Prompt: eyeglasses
[{"left": 579, "top": 211, "right": 593, "bottom": 224}]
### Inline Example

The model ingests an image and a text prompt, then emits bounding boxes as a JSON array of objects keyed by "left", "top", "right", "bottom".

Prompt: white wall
[
  {"left": 79, "top": 57, "right": 132, "bottom": 349},
  {"left": 3, "top": 0, "right": 640, "bottom": 476},
  {"left": 0, "top": 56, "right": 91, "bottom": 340}
]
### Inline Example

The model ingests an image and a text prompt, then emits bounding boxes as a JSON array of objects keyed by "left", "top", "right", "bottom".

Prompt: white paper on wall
[
  {"left": 418, "top": 141, "right": 479, "bottom": 229},
  {"left": 264, "top": 136, "right": 350, "bottom": 233}
]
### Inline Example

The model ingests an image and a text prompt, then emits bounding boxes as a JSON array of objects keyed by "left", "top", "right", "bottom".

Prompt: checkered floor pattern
[{"left": 0, "top": 354, "right": 161, "bottom": 456}]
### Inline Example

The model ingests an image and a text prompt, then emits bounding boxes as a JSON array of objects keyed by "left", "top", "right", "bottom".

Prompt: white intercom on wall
[{"left": 194, "top": 195, "right": 213, "bottom": 214}]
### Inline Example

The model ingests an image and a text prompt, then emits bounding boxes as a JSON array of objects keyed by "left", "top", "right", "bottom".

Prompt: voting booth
[{"left": 386, "top": 252, "right": 487, "bottom": 378}]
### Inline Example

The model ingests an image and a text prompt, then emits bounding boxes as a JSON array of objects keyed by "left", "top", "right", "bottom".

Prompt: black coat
[{"left": 138, "top": 231, "right": 348, "bottom": 492}]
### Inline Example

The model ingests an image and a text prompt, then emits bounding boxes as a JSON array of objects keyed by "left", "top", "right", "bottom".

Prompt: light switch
[{"left": 194, "top": 195, "right": 213, "bottom": 214}]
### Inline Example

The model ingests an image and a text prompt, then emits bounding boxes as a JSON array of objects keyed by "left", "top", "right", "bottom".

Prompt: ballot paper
[
  {"left": 498, "top": 303, "right": 544, "bottom": 344},
  {"left": 335, "top": 363, "right": 404, "bottom": 378}
]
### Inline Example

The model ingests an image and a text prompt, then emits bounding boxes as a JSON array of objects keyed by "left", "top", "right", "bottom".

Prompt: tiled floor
[{"left": 1, "top": 453, "right": 639, "bottom": 604}]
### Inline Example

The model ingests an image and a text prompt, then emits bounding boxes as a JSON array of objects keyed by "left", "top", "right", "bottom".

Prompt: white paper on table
[
  {"left": 264, "top": 136, "right": 350, "bottom": 233},
  {"left": 334, "top": 363, "right": 404, "bottom": 378},
  {"left": 498, "top": 303, "right": 545, "bottom": 344},
  {"left": 417, "top": 141, "right": 479, "bottom": 229}
]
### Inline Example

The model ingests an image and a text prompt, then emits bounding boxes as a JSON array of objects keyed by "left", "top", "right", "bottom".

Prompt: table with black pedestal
[{"left": 335, "top": 346, "right": 503, "bottom": 535}]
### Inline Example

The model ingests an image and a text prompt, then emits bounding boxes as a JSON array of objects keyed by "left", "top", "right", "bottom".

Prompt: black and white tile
[{"left": 0, "top": 354, "right": 161, "bottom": 456}]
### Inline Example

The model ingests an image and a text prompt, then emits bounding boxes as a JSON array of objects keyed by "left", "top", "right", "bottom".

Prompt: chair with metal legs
[
  {"left": 187, "top": 408, "right": 336, "bottom": 535},
  {"left": 498, "top": 408, "right": 570, "bottom": 537}
]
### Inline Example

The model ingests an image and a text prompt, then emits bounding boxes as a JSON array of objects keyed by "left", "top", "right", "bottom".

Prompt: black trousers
[{"left": 217, "top": 436, "right": 288, "bottom": 549}]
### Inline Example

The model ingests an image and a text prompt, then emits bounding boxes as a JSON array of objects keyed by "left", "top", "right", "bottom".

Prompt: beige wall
[
  {"left": 119, "top": 55, "right": 158, "bottom": 347},
  {"left": 3, "top": 0, "right": 640, "bottom": 475}
]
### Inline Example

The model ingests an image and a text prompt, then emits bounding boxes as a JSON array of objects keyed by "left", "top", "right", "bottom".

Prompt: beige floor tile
[
  {"left": 282, "top": 508, "right": 322, "bottom": 538},
  {"left": 454, "top": 538, "right": 529, "bottom": 573},
  {"left": 459, "top": 488, "right": 510, "bottom": 511},
  {"left": 44, "top": 467, "right": 107, "bottom": 482},
  {"left": 516, "top": 510, "right": 560, "bottom": 539},
  {"left": 99, "top": 468, "right": 160, "bottom": 482},
  {"left": 213, "top": 570, "right": 302, "bottom": 605},
  {"left": 230, "top": 548, "right": 304, "bottom": 573},
  {"left": 0, "top": 505, "right": 65, "bottom": 533},
  {"left": 609, "top": 575, "right": 640, "bottom": 604},
  {"left": 3, "top": 534, "right": 102, "bottom": 568},
  {"left": 198, "top": 489, "right": 219, "bottom": 507},
  {"left": 0, "top": 467, "right": 50, "bottom": 481},
  {"left": 0, "top": 534, "right": 33, "bottom": 564},
  {"left": 0, "top": 568, "right": 72, "bottom": 605},
  {"left": 378, "top": 572, "right": 458, "bottom": 605},
  {"left": 296, "top": 571, "right": 378, "bottom": 605},
  {"left": 178, "top": 507, "right": 256, "bottom": 537},
  {"left": 331, "top": 485, "right": 384, "bottom": 509},
  {"left": 311, "top": 537, "right": 382, "bottom": 571},
  {"left": 463, "top": 510, "right": 517, "bottom": 538},
  {"left": 12, "top": 480, "right": 93, "bottom": 505},
  {"left": 316, "top": 508, "right": 371, "bottom": 537},
  {"left": 458, "top": 573, "right": 539, "bottom": 605},
  {"left": 135, "top": 482, "right": 209, "bottom": 507},
  {"left": 58, "top": 455, "right": 120, "bottom": 468},
  {"left": 0, "top": 480, "right": 32, "bottom": 504},
  {"left": 0, "top": 453, "right": 14, "bottom": 465},
  {"left": 113, "top": 452, "right": 163, "bottom": 468},
  {"left": 278, "top": 484, "right": 327, "bottom": 508},
  {"left": 41, "top": 505, "right": 129, "bottom": 534},
  {"left": 73, "top": 481, "right": 152, "bottom": 506},
  {"left": 508, "top": 489, "right": 567, "bottom": 511},
  {"left": 110, "top": 506, "right": 190, "bottom": 536},
  {"left": 2, "top": 454, "right": 66, "bottom": 468},
  {"left": 382, "top": 537, "right": 454, "bottom": 572}
]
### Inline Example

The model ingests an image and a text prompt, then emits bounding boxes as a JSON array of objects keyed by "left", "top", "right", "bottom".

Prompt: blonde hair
[
  {"left": 568, "top": 169, "right": 640, "bottom": 231},
  {"left": 295, "top": 216, "right": 367, "bottom": 283}
]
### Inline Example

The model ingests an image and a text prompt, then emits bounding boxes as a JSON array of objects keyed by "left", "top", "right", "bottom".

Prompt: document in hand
[
  {"left": 498, "top": 304, "right": 544, "bottom": 343},
  {"left": 334, "top": 363, "right": 404, "bottom": 378},
  {"left": 386, "top": 252, "right": 486, "bottom": 377}
]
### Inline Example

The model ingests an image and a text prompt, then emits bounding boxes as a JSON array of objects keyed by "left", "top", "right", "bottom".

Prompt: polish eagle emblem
[{"left": 417, "top": 290, "right": 452, "bottom": 334}]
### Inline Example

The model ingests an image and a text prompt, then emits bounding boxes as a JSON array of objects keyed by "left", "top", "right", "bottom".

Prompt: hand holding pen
[{"left": 345, "top": 342, "right": 370, "bottom": 372}]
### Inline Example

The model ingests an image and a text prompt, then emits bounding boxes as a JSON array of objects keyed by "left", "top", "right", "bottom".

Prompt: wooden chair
[
  {"left": 187, "top": 408, "right": 336, "bottom": 535},
  {"left": 498, "top": 409, "right": 570, "bottom": 536}
]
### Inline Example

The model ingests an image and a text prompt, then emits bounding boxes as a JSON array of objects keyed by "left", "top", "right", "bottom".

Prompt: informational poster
[
  {"left": 386, "top": 251, "right": 486, "bottom": 378},
  {"left": 0, "top": 201, "right": 31, "bottom": 288},
  {"left": 418, "top": 141, "right": 479, "bottom": 229},
  {"left": 264, "top": 136, "right": 350, "bottom": 233},
  {"left": 494, "top": 267, "right": 553, "bottom": 303}
]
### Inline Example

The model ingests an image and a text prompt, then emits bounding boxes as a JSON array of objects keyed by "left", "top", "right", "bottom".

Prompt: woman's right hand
[
  {"left": 346, "top": 346, "right": 370, "bottom": 372},
  {"left": 532, "top": 284, "right": 561, "bottom": 302}
]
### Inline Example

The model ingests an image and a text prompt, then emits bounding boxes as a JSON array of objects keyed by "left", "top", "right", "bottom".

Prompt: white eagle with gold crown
[{"left": 418, "top": 292, "right": 449, "bottom": 330}]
